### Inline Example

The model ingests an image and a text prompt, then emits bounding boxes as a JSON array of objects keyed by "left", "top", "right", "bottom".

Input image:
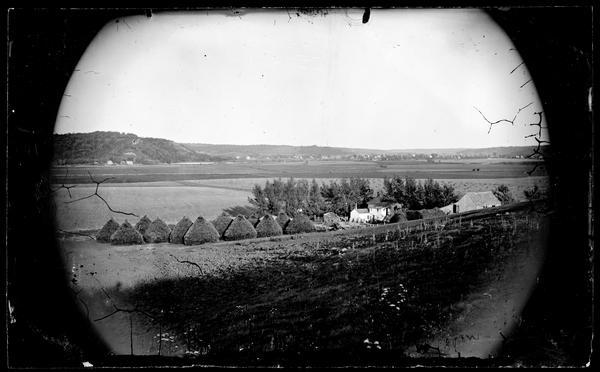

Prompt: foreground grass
[{"left": 95, "top": 205, "right": 547, "bottom": 365}]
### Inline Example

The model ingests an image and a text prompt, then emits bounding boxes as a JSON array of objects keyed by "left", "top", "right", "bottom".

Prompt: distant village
[{"left": 85, "top": 151, "right": 528, "bottom": 166}]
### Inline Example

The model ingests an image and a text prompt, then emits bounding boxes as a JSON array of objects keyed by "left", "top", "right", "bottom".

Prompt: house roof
[
  {"left": 457, "top": 191, "right": 501, "bottom": 207},
  {"left": 353, "top": 208, "right": 370, "bottom": 214}
]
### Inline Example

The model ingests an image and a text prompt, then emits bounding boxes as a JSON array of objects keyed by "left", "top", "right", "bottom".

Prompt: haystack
[
  {"left": 143, "top": 218, "right": 171, "bottom": 243},
  {"left": 169, "top": 216, "right": 193, "bottom": 244},
  {"left": 255, "top": 215, "right": 283, "bottom": 238},
  {"left": 323, "top": 212, "right": 341, "bottom": 226},
  {"left": 284, "top": 214, "right": 315, "bottom": 234},
  {"left": 223, "top": 215, "right": 257, "bottom": 241},
  {"left": 96, "top": 218, "right": 120, "bottom": 243},
  {"left": 110, "top": 220, "right": 144, "bottom": 245},
  {"left": 135, "top": 215, "right": 152, "bottom": 235},
  {"left": 212, "top": 213, "right": 234, "bottom": 237},
  {"left": 276, "top": 212, "right": 291, "bottom": 229},
  {"left": 184, "top": 216, "right": 220, "bottom": 245}
]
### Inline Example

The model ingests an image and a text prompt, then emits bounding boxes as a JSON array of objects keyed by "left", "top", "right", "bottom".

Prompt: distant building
[
  {"left": 366, "top": 198, "right": 402, "bottom": 222},
  {"left": 349, "top": 198, "right": 402, "bottom": 224},
  {"left": 106, "top": 160, "right": 113, "bottom": 165},
  {"left": 350, "top": 208, "right": 371, "bottom": 223},
  {"left": 441, "top": 191, "right": 501, "bottom": 214},
  {"left": 126, "top": 160, "right": 134, "bottom": 165}
]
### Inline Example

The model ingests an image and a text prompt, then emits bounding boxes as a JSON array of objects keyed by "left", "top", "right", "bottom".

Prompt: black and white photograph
[{"left": 5, "top": 6, "right": 594, "bottom": 368}]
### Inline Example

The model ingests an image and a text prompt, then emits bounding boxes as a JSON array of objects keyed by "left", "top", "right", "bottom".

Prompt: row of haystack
[{"left": 96, "top": 211, "right": 315, "bottom": 246}]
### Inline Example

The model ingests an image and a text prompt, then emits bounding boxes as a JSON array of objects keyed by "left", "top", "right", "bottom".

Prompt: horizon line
[{"left": 54, "top": 130, "right": 547, "bottom": 152}]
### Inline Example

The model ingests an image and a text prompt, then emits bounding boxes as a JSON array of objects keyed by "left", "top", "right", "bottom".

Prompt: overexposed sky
[{"left": 54, "top": 9, "right": 548, "bottom": 149}]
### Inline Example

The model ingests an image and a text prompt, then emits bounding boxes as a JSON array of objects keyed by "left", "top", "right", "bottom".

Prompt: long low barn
[{"left": 441, "top": 191, "right": 501, "bottom": 214}]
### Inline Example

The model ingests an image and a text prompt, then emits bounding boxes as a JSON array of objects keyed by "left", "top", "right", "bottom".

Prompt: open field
[
  {"left": 50, "top": 159, "right": 546, "bottom": 184},
  {"left": 52, "top": 176, "right": 549, "bottom": 232},
  {"left": 52, "top": 185, "right": 250, "bottom": 231},
  {"left": 61, "top": 202, "right": 549, "bottom": 364}
]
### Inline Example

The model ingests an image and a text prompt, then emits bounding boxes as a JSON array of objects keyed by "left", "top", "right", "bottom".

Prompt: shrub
[
  {"left": 135, "top": 215, "right": 152, "bottom": 235},
  {"left": 284, "top": 214, "right": 315, "bottom": 234},
  {"left": 406, "top": 208, "right": 445, "bottom": 221},
  {"left": 223, "top": 215, "right": 257, "bottom": 241},
  {"left": 523, "top": 184, "right": 541, "bottom": 201},
  {"left": 169, "top": 216, "right": 193, "bottom": 244},
  {"left": 276, "top": 212, "right": 291, "bottom": 229},
  {"left": 212, "top": 213, "right": 234, "bottom": 237},
  {"left": 143, "top": 218, "right": 171, "bottom": 243},
  {"left": 96, "top": 218, "right": 120, "bottom": 242},
  {"left": 110, "top": 220, "right": 144, "bottom": 245},
  {"left": 493, "top": 184, "right": 515, "bottom": 205},
  {"left": 184, "top": 217, "right": 220, "bottom": 245},
  {"left": 389, "top": 210, "right": 408, "bottom": 223},
  {"left": 255, "top": 215, "right": 283, "bottom": 238}
]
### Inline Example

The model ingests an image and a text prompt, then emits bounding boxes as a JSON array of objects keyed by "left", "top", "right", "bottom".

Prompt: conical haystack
[
  {"left": 135, "top": 215, "right": 152, "bottom": 235},
  {"left": 223, "top": 215, "right": 257, "bottom": 241},
  {"left": 96, "top": 218, "right": 120, "bottom": 243},
  {"left": 284, "top": 214, "right": 315, "bottom": 234},
  {"left": 276, "top": 212, "right": 291, "bottom": 229},
  {"left": 143, "top": 218, "right": 171, "bottom": 243},
  {"left": 212, "top": 213, "right": 234, "bottom": 237},
  {"left": 255, "top": 215, "right": 283, "bottom": 238},
  {"left": 323, "top": 212, "right": 341, "bottom": 226},
  {"left": 184, "top": 216, "right": 220, "bottom": 245},
  {"left": 169, "top": 216, "right": 193, "bottom": 244},
  {"left": 110, "top": 220, "right": 144, "bottom": 245}
]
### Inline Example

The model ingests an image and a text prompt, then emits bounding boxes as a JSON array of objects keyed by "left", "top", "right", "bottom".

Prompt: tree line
[{"left": 248, "top": 176, "right": 460, "bottom": 218}]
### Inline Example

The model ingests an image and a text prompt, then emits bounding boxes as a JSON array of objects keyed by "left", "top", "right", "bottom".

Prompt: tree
[
  {"left": 248, "top": 184, "right": 269, "bottom": 213},
  {"left": 320, "top": 177, "right": 373, "bottom": 217},
  {"left": 493, "top": 184, "right": 515, "bottom": 205},
  {"left": 523, "top": 184, "right": 541, "bottom": 201},
  {"left": 382, "top": 176, "right": 458, "bottom": 210},
  {"left": 307, "top": 179, "right": 327, "bottom": 217},
  {"left": 383, "top": 176, "right": 406, "bottom": 204}
]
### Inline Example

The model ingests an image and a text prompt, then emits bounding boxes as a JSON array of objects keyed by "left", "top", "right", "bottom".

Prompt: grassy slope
[{"left": 86, "top": 203, "right": 548, "bottom": 366}]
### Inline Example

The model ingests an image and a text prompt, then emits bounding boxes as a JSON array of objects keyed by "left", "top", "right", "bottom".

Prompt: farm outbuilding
[
  {"left": 143, "top": 218, "right": 171, "bottom": 243},
  {"left": 223, "top": 215, "right": 258, "bottom": 241},
  {"left": 366, "top": 198, "right": 402, "bottom": 222},
  {"left": 255, "top": 215, "right": 283, "bottom": 238},
  {"left": 350, "top": 208, "right": 371, "bottom": 223},
  {"left": 96, "top": 218, "right": 120, "bottom": 242},
  {"left": 169, "top": 216, "right": 193, "bottom": 244},
  {"left": 110, "top": 220, "right": 144, "bottom": 245},
  {"left": 212, "top": 213, "right": 234, "bottom": 237},
  {"left": 184, "top": 216, "right": 220, "bottom": 245},
  {"left": 442, "top": 191, "right": 501, "bottom": 214},
  {"left": 284, "top": 214, "right": 315, "bottom": 234}
]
